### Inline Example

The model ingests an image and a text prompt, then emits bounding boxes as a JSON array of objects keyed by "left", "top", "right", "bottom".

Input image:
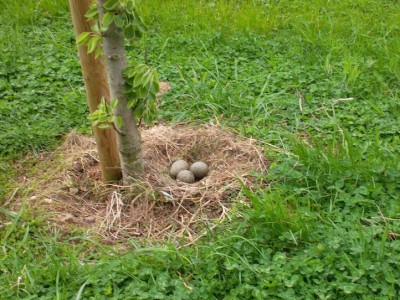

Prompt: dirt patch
[{"left": 8, "top": 124, "right": 268, "bottom": 245}]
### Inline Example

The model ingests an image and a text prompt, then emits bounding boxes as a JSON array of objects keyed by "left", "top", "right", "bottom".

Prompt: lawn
[{"left": 1, "top": 0, "right": 400, "bottom": 299}]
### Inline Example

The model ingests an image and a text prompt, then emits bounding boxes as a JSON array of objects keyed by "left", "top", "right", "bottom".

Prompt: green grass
[{"left": 1, "top": 0, "right": 400, "bottom": 298}]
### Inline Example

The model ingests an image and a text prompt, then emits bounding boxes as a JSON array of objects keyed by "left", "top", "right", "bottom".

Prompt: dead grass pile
[{"left": 9, "top": 124, "right": 267, "bottom": 244}]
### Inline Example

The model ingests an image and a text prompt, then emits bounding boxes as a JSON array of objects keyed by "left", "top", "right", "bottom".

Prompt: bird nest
[{"left": 9, "top": 124, "right": 267, "bottom": 245}]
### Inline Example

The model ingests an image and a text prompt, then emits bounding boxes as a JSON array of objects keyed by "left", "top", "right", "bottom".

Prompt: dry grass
[{"left": 8, "top": 124, "right": 268, "bottom": 245}]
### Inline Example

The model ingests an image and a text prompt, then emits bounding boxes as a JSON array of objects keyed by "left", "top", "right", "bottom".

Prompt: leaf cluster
[
  {"left": 87, "top": 98, "right": 122, "bottom": 129},
  {"left": 124, "top": 63, "right": 159, "bottom": 125},
  {"left": 77, "top": 0, "right": 147, "bottom": 58},
  {"left": 77, "top": 0, "right": 158, "bottom": 129}
]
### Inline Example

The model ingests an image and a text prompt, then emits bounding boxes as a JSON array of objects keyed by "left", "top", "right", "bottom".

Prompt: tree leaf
[
  {"left": 124, "top": 66, "right": 136, "bottom": 78},
  {"left": 114, "top": 15, "right": 124, "bottom": 28},
  {"left": 134, "top": 16, "right": 147, "bottom": 33},
  {"left": 141, "top": 69, "right": 152, "bottom": 88},
  {"left": 87, "top": 35, "right": 101, "bottom": 53},
  {"left": 134, "top": 63, "right": 147, "bottom": 74},
  {"left": 103, "top": 0, "right": 119, "bottom": 11},
  {"left": 116, "top": 116, "right": 123, "bottom": 128},
  {"left": 88, "top": 110, "right": 100, "bottom": 120},
  {"left": 77, "top": 32, "right": 90, "bottom": 45},
  {"left": 126, "top": 0, "right": 135, "bottom": 11},
  {"left": 143, "top": 109, "right": 155, "bottom": 125},
  {"left": 147, "top": 92, "right": 156, "bottom": 102},
  {"left": 98, "top": 114, "right": 108, "bottom": 122},
  {"left": 153, "top": 70, "right": 159, "bottom": 87},
  {"left": 124, "top": 25, "right": 135, "bottom": 40},
  {"left": 98, "top": 123, "right": 111, "bottom": 129},
  {"left": 127, "top": 99, "right": 136, "bottom": 109},
  {"left": 133, "top": 73, "right": 143, "bottom": 88},
  {"left": 134, "top": 102, "right": 144, "bottom": 118},
  {"left": 94, "top": 47, "right": 102, "bottom": 59},
  {"left": 85, "top": 4, "right": 99, "bottom": 19},
  {"left": 138, "top": 87, "right": 148, "bottom": 99},
  {"left": 102, "top": 12, "right": 115, "bottom": 28},
  {"left": 150, "top": 80, "right": 159, "bottom": 94},
  {"left": 110, "top": 98, "right": 118, "bottom": 110}
]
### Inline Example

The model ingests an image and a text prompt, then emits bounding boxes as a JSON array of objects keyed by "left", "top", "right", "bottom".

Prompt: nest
[{"left": 9, "top": 124, "right": 267, "bottom": 245}]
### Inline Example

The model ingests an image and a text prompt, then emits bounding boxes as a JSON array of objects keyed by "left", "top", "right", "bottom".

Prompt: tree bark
[
  {"left": 97, "top": 0, "right": 144, "bottom": 184},
  {"left": 69, "top": 0, "right": 122, "bottom": 182}
]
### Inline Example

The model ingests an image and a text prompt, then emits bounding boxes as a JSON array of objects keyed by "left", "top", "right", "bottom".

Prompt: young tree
[
  {"left": 77, "top": 0, "right": 159, "bottom": 185},
  {"left": 69, "top": 0, "right": 122, "bottom": 182}
]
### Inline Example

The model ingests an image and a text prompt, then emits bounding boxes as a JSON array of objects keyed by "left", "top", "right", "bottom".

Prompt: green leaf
[
  {"left": 88, "top": 110, "right": 101, "bottom": 120},
  {"left": 77, "top": 32, "right": 90, "bottom": 45},
  {"left": 114, "top": 15, "right": 124, "bottom": 28},
  {"left": 133, "top": 73, "right": 143, "bottom": 88},
  {"left": 141, "top": 69, "right": 152, "bottom": 88},
  {"left": 87, "top": 35, "right": 101, "bottom": 53},
  {"left": 125, "top": 90, "right": 138, "bottom": 101},
  {"left": 134, "top": 16, "right": 147, "bottom": 33},
  {"left": 98, "top": 115, "right": 108, "bottom": 122},
  {"left": 143, "top": 113, "right": 152, "bottom": 125},
  {"left": 94, "top": 47, "right": 102, "bottom": 59},
  {"left": 153, "top": 71, "right": 159, "bottom": 87},
  {"left": 148, "top": 92, "right": 156, "bottom": 102},
  {"left": 127, "top": 99, "right": 136, "bottom": 109},
  {"left": 103, "top": 0, "right": 119, "bottom": 11},
  {"left": 127, "top": 8, "right": 137, "bottom": 20},
  {"left": 124, "top": 25, "right": 136, "bottom": 40},
  {"left": 116, "top": 116, "right": 123, "bottom": 128},
  {"left": 134, "top": 28, "right": 143, "bottom": 39},
  {"left": 110, "top": 99, "right": 118, "bottom": 110},
  {"left": 102, "top": 12, "right": 115, "bottom": 28},
  {"left": 150, "top": 101, "right": 157, "bottom": 111},
  {"left": 126, "top": 0, "right": 135, "bottom": 11},
  {"left": 138, "top": 87, "right": 148, "bottom": 99},
  {"left": 125, "top": 65, "right": 137, "bottom": 78},
  {"left": 85, "top": 4, "right": 99, "bottom": 19},
  {"left": 98, "top": 123, "right": 111, "bottom": 129},
  {"left": 92, "top": 23, "right": 100, "bottom": 32},
  {"left": 134, "top": 63, "right": 147, "bottom": 74},
  {"left": 150, "top": 80, "right": 160, "bottom": 94},
  {"left": 134, "top": 102, "right": 144, "bottom": 119}
]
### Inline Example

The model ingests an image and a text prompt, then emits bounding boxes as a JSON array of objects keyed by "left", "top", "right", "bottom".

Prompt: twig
[
  {"left": 388, "top": 231, "right": 400, "bottom": 240},
  {"left": 376, "top": 205, "right": 387, "bottom": 225},
  {"left": 100, "top": 191, "right": 124, "bottom": 233},
  {"left": 295, "top": 89, "right": 304, "bottom": 112},
  {"left": 177, "top": 271, "right": 193, "bottom": 290},
  {"left": 3, "top": 188, "right": 19, "bottom": 207},
  {"left": 371, "top": 216, "right": 400, "bottom": 222},
  {"left": 103, "top": 100, "right": 122, "bottom": 135},
  {"left": 332, "top": 97, "right": 354, "bottom": 105}
]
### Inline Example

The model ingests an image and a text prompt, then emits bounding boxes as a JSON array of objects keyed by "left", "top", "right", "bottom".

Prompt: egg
[
  {"left": 170, "top": 160, "right": 189, "bottom": 178},
  {"left": 177, "top": 170, "right": 195, "bottom": 183},
  {"left": 190, "top": 161, "right": 209, "bottom": 180}
]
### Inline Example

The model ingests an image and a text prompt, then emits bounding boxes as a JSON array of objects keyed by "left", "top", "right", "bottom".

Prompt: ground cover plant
[{"left": 1, "top": 0, "right": 400, "bottom": 299}]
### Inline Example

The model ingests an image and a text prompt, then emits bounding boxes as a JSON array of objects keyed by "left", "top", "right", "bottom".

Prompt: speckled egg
[
  {"left": 170, "top": 160, "right": 189, "bottom": 178},
  {"left": 176, "top": 170, "right": 195, "bottom": 183},
  {"left": 190, "top": 161, "right": 209, "bottom": 180}
]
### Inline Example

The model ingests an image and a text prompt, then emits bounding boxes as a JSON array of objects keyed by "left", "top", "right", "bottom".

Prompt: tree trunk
[
  {"left": 97, "top": 0, "right": 144, "bottom": 184},
  {"left": 69, "top": 0, "right": 122, "bottom": 182}
]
